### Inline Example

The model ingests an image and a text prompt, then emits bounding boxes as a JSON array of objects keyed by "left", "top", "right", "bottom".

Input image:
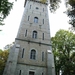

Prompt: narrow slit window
[
  {"left": 42, "top": 73, "right": 44, "bottom": 75},
  {"left": 43, "top": 8, "right": 44, "bottom": 12},
  {"left": 25, "top": 30, "right": 27, "bottom": 37},
  {"left": 30, "top": 5, "right": 31, "bottom": 9},
  {"left": 39, "top": 25, "right": 42, "bottom": 29},
  {"left": 22, "top": 48, "right": 25, "bottom": 58},
  {"left": 19, "top": 70, "right": 21, "bottom": 75},
  {"left": 42, "top": 33, "right": 44, "bottom": 40},
  {"left": 45, "top": 13, "right": 46, "bottom": 17},
  {"left": 43, "top": 19, "right": 44, "bottom": 24},
  {"left": 42, "top": 52, "right": 44, "bottom": 61},
  {"left": 28, "top": 16, "right": 30, "bottom": 21}
]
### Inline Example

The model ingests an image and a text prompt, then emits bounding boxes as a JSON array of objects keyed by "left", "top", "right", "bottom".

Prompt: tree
[
  {"left": 4, "top": 42, "right": 15, "bottom": 50},
  {"left": 49, "top": 0, "right": 72, "bottom": 12},
  {"left": 50, "top": 0, "right": 75, "bottom": 28},
  {"left": 50, "top": 0, "right": 61, "bottom": 12},
  {"left": 0, "top": 49, "right": 9, "bottom": 75},
  {"left": 51, "top": 29, "right": 75, "bottom": 75},
  {"left": 0, "top": 0, "right": 13, "bottom": 26},
  {"left": 0, "top": 0, "right": 17, "bottom": 29}
]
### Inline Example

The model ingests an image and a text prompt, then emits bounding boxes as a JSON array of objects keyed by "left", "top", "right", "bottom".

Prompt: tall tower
[{"left": 3, "top": 0, "right": 55, "bottom": 75}]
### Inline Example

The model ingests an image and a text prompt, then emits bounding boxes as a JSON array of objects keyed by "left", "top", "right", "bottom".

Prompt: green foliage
[
  {"left": 50, "top": 0, "right": 61, "bottom": 12},
  {"left": 69, "top": 0, "right": 75, "bottom": 7},
  {"left": 51, "top": 29, "right": 75, "bottom": 75},
  {"left": 0, "top": 0, "right": 13, "bottom": 25},
  {"left": 0, "top": 49, "right": 9, "bottom": 75},
  {"left": 49, "top": 0, "right": 72, "bottom": 12},
  {"left": 49, "top": 0, "right": 75, "bottom": 28},
  {"left": 67, "top": 0, "right": 75, "bottom": 28},
  {"left": 40, "top": 0, "right": 46, "bottom": 4}
]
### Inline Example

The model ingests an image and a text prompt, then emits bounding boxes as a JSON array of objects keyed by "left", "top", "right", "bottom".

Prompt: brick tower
[{"left": 3, "top": 0, "right": 55, "bottom": 75}]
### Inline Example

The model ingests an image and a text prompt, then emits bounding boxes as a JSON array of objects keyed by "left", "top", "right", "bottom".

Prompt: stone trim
[
  {"left": 15, "top": 38, "right": 52, "bottom": 46},
  {"left": 17, "top": 62, "right": 47, "bottom": 68}
]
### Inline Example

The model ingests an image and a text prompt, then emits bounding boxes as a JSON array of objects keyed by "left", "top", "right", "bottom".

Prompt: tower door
[{"left": 29, "top": 71, "right": 35, "bottom": 75}]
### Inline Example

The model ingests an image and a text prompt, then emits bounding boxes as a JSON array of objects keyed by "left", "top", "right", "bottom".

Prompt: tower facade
[{"left": 3, "top": 0, "right": 55, "bottom": 75}]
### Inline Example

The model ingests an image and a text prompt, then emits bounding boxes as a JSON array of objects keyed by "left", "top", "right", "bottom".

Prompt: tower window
[
  {"left": 39, "top": 25, "right": 42, "bottom": 29},
  {"left": 42, "top": 52, "right": 44, "bottom": 61},
  {"left": 32, "top": 31, "right": 37, "bottom": 39},
  {"left": 28, "top": 16, "right": 30, "bottom": 21},
  {"left": 25, "top": 30, "right": 27, "bottom": 37},
  {"left": 42, "top": 73, "right": 44, "bottom": 75},
  {"left": 29, "top": 71, "right": 35, "bottom": 75},
  {"left": 30, "top": 5, "right": 31, "bottom": 9},
  {"left": 43, "top": 19, "right": 44, "bottom": 24},
  {"left": 34, "top": 17, "right": 38, "bottom": 23},
  {"left": 30, "top": 49, "right": 36, "bottom": 60},
  {"left": 22, "top": 48, "right": 25, "bottom": 58},
  {"left": 42, "top": 33, "right": 44, "bottom": 40},
  {"left": 36, "top": 7, "right": 39, "bottom": 9},
  {"left": 45, "top": 13, "right": 46, "bottom": 17},
  {"left": 19, "top": 70, "right": 21, "bottom": 75},
  {"left": 43, "top": 8, "right": 44, "bottom": 12}
]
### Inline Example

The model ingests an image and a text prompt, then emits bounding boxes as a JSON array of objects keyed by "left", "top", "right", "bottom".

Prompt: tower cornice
[{"left": 24, "top": 0, "right": 48, "bottom": 7}]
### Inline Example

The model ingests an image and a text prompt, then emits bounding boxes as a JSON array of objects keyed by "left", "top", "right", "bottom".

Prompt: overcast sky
[{"left": 0, "top": 0, "right": 71, "bottom": 49}]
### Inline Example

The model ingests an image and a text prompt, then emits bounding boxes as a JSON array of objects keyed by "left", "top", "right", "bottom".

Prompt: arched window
[
  {"left": 30, "top": 49, "right": 36, "bottom": 60},
  {"left": 34, "top": 17, "right": 38, "bottom": 23},
  {"left": 32, "top": 31, "right": 37, "bottom": 39}
]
